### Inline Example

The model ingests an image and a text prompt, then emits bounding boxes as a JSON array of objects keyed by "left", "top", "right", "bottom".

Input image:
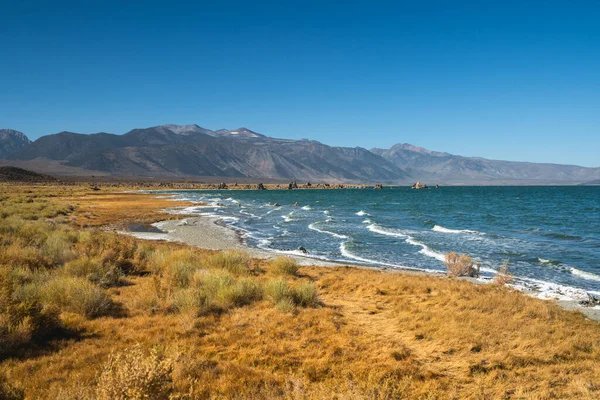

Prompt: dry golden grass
[{"left": 1, "top": 183, "right": 600, "bottom": 399}]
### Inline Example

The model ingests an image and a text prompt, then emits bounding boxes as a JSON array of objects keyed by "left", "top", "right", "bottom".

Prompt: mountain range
[{"left": 0, "top": 126, "right": 598, "bottom": 184}]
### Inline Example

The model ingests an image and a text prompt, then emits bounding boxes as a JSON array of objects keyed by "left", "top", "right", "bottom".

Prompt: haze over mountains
[{"left": 0, "top": 126, "right": 598, "bottom": 185}]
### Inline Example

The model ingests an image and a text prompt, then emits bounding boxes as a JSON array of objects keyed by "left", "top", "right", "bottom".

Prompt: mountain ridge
[{"left": 1, "top": 124, "right": 598, "bottom": 184}]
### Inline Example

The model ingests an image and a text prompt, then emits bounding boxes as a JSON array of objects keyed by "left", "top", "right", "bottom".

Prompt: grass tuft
[
  {"left": 39, "top": 277, "right": 113, "bottom": 318},
  {"left": 270, "top": 256, "right": 299, "bottom": 276},
  {"left": 202, "top": 250, "right": 251, "bottom": 275}
]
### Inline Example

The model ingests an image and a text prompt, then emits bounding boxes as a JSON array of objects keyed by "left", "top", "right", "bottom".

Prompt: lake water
[{"left": 160, "top": 186, "right": 600, "bottom": 301}]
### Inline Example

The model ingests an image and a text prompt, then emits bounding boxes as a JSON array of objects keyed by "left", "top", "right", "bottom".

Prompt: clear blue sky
[{"left": 1, "top": 0, "right": 599, "bottom": 167}]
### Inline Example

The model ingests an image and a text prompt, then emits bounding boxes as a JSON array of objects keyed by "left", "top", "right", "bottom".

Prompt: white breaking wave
[
  {"left": 366, "top": 223, "right": 446, "bottom": 263},
  {"left": 362, "top": 218, "right": 373, "bottom": 224},
  {"left": 538, "top": 258, "right": 551, "bottom": 264},
  {"left": 571, "top": 268, "right": 600, "bottom": 282},
  {"left": 301, "top": 205, "right": 312, "bottom": 210},
  {"left": 339, "top": 242, "right": 424, "bottom": 271},
  {"left": 308, "top": 222, "right": 349, "bottom": 239},
  {"left": 405, "top": 237, "right": 446, "bottom": 262},
  {"left": 366, "top": 223, "right": 409, "bottom": 238},
  {"left": 432, "top": 225, "right": 485, "bottom": 235},
  {"left": 356, "top": 210, "right": 369, "bottom": 216}
]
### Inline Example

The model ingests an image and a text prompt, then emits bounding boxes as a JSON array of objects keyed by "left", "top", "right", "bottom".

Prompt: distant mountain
[
  {"left": 2, "top": 124, "right": 598, "bottom": 184},
  {"left": 0, "top": 129, "right": 31, "bottom": 158},
  {"left": 371, "top": 143, "right": 600, "bottom": 184},
  {"left": 8, "top": 125, "right": 407, "bottom": 183}
]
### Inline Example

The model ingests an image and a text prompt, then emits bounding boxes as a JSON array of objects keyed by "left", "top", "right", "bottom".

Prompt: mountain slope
[
  {"left": 0, "top": 129, "right": 31, "bottom": 158},
  {"left": 372, "top": 143, "right": 600, "bottom": 184},
  {"left": 10, "top": 125, "right": 408, "bottom": 182}
]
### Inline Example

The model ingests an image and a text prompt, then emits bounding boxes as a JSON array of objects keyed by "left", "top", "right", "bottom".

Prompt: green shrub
[
  {"left": 293, "top": 281, "right": 320, "bottom": 307},
  {"left": 40, "top": 277, "right": 113, "bottom": 318},
  {"left": 62, "top": 257, "right": 123, "bottom": 287},
  {"left": 270, "top": 256, "right": 299, "bottom": 276},
  {"left": 176, "top": 271, "right": 263, "bottom": 315},
  {"left": 265, "top": 278, "right": 319, "bottom": 311},
  {"left": 264, "top": 278, "right": 293, "bottom": 304},
  {"left": 0, "top": 267, "right": 62, "bottom": 356},
  {"left": 42, "top": 230, "right": 76, "bottom": 266},
  {"left": 202, "top": 250, "right": 251, "bottom": 275}
]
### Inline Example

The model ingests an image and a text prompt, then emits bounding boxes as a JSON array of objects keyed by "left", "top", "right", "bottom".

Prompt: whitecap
[
  {"left": 432, "top": 225, "right": 485, "bottom": 235},
  {"left": 339, "top": 242, "right": 424, "bottom": 271},
  {"left": 301, "top": 205, "right": 312, "bottom": 210},
  {"left": 570, "top": 268, "right": 600, "bottom": 282},
  {"left": 366, "top": 224, "right": 409, "bottom": 238},
  {"left": 308, "top": 222, "right": 349, "bottom": 239},
  {"left": 356, "top": 210, "right": 369, "bottom": 216}
]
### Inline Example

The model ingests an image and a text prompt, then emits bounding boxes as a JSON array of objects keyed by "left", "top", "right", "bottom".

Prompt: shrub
[
  {"left": 96, "top": 344, "right": 173, "bottom": 400},
  {"left": 175, "top": 271, "right": 264, "bottom": 315},
  {"left": 270, "top": 256, "right": 299, "bottom": 276},
  {"left": 62, "top": 257, "right": 123, "bottom": 287},
  {"left": 293, "top": 281, "right": 320, "bottom": 307},
  {"left": 0, "top": 375, "right": 24, "bottom": 400},
  {"left": 150, "top": 249, "right": 202, "bottom": 293},
  {"left": 202, "top": 250, "right": 251, "bottom": 275},
  {"left": 40, "top": 277, "right": 113, "bottom": 318},
  {"left": 0, "top": 267, "right": 62, "bottom": 356},
  {"left": 445, "top": 252, "right": 479, "bottom": 278},
  {"left": 264, "top": 278, "right": 292, "bottom": 305},
  {"left": 0, "top": 245, "right": 48, "bottom": 269},
  {"left": 42, "top": 231, "right": 76, "bottom": 266},
  {"left": 494, "top": 260, "right": 513, "bottom": 286},
  {"left": 265, "top": 279, "right": 320, "bottom": 311}
]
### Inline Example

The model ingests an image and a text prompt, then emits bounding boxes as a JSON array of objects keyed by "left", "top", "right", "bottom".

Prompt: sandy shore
[
  {"left": 122, "top": 206, "right": 600, "bottom": 322},
  {"left": 123, "top": 216, "right": 355, "bottom": 268}
]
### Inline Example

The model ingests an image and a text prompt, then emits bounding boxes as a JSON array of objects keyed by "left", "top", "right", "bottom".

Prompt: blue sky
[{"left": 1, "top": 0, "right": 599, "bottom": 166}]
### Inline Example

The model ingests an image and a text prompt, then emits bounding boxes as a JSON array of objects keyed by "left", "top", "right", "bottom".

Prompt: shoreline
[{"left": 121, "top": 202, "right": 600, "bottom": 322}]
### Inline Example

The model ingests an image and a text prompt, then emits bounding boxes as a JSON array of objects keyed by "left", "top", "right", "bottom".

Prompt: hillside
[
  {"left": 0, "top": 129, "right": 31, "bottom": 158},
  {"left": 372, "top": 143, "right": 600, "bottom": 184},
  {"left": 0, "top": 166, "right": 56, "bottom": 182},
  {"left": 9, "top": 125, "right": 409, "bottom": 183},
  {"left": 2, "top": 124, "right": 599, "bottom": 184}
]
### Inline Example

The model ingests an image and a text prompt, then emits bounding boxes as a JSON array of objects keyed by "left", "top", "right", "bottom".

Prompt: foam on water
[
  {"left": 301, "top": 205, "right": 312, "bottom": 210},
  {"left": 432, "top": 225, "right": 485, "bottom": 235},
  {"left": 366, "top": 223, "right": 408, "bottom": 238},
  {"left": 308, "top": 222, "right": 349, "bottom": 239},
  {"left": 571, "top": 268, "right": 600, "bottom": 282},
  {"left": 356, "top": 210, "right": 369, "bottom": 216}
]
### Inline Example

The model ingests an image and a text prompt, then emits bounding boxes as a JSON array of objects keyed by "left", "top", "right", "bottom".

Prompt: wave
[
  {"left": 543, "top": 232, "right": 582, "bottom": 240},
  {"left": 356, "top": 210, "right": 369, "bottom": 216},
  {"left": 362, "top": 219, "right": 373, "bottom": 224},
  {"left": 537, "top": 257, "right": 561, "bottom": 265},
  {"left": 308, "top": 222, "right": 349, "bottom": 239},
  {"left": 570, "top": 268, "right": 600, "bottom": 282},
  {"left": 405, "top": 237, "right": 446, "bottom": 262},
  {"left": 366, "top": 223, "right": 446, "bottom": 263},
  {"left": 281, "top": 213, "right": 296, "bottom": 223},
  {"left": 432, "top": 225, "right": 485, "bottom": 235},
  {"left": 340, "top": 242, "right": 408, "bottom": 269},
  {"left": 301, "top": 205, "right": 312, "bottom": 210},
  {"left": 366, "top": 224, "right": 409, "bottom": 238}
]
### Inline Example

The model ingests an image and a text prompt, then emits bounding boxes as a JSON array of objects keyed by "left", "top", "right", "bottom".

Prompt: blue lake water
[{"left": 160, "top": 186, "right": 600, "bottom": 298}]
